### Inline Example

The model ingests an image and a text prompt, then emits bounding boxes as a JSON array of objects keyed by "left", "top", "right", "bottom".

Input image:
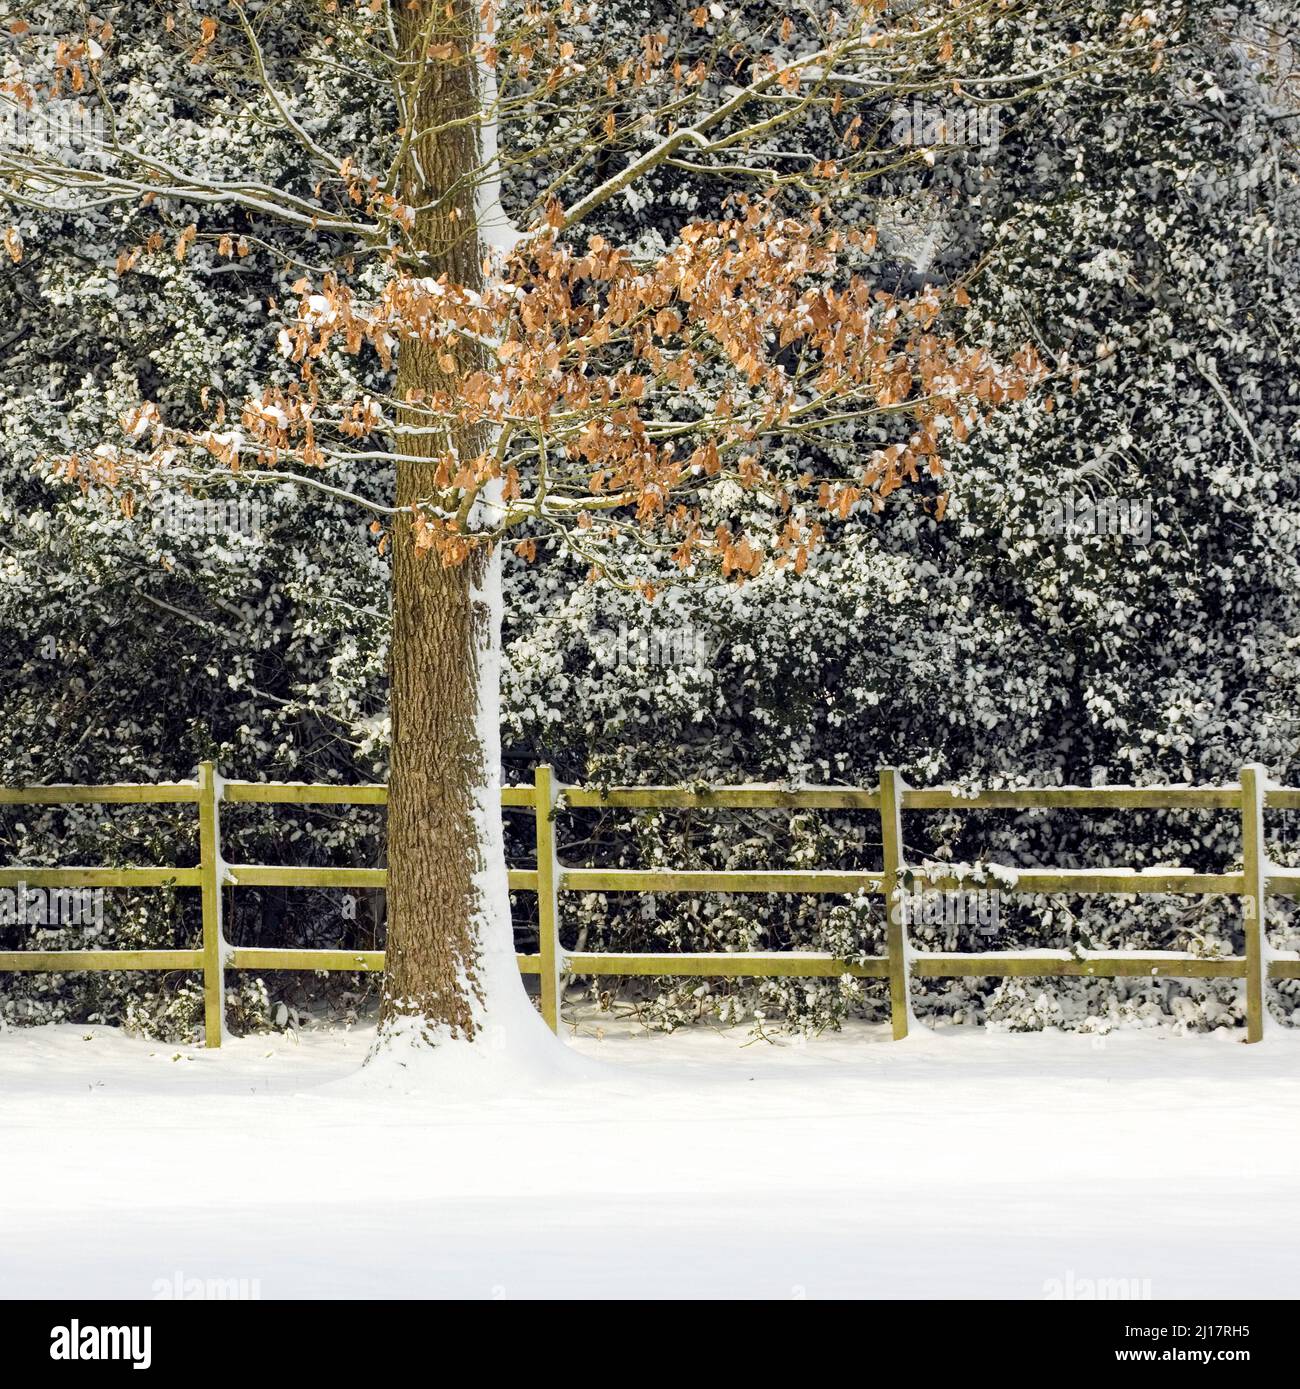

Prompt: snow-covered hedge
[{"left": 2, "top": 0, "right": 1297, "bottom": 1038}]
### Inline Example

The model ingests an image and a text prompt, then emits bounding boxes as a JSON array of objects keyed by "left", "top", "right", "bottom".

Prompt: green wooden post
[
  {"left": 879, "top": 767, "right": 911, "bottom": 1040},
  {"left": 534, "top": 765, "right": 562, "bottom": 1033},
  {"left": 197, "top": 760, "right": 225, "bottom": 1048},
  {"left": 1239, "top": 764, "right": 1268, "bottom": 1044}
]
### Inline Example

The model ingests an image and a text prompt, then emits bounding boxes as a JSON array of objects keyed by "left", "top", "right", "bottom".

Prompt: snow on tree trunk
[
  {"left": 373, "top": 0, "right": 547, "bottom": 1061},
  {"left": 378, "top": 522, "right": 556, "bottom": 1063}
]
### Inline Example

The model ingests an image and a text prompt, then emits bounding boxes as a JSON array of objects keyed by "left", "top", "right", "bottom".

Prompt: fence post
[
  {"left": 534, "top": 764, "right": 562, "bottom": 1033},
  {"left": 879, "top": 766, "right": 911, "bottom": 1040},
  {"left": 197, "top": 760, "right": 225, "bottom": 1048},
  {"left": 1239, "top": 764, "right": 1268, "bottom": 1044}
]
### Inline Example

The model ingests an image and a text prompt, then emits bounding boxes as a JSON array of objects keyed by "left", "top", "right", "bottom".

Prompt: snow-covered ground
[{"left": 1, "top": 1017, "right": 1297, "bottom": 1299}]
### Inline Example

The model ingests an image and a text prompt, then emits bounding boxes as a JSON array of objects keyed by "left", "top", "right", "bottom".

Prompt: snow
[
  {"left": 449, "top": 535, "right": 567, "bottom": 1060},
  {"left": 475, "top": 43, "right": 524, "bottom": 260},
  {"left": 1, "top": 1019, "right": 1297, "bottom": 1299}
]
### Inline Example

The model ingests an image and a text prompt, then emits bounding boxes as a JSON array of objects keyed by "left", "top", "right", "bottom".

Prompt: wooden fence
[{"left": 1, "top": 764, "right": 1297, "bottom": 1047}]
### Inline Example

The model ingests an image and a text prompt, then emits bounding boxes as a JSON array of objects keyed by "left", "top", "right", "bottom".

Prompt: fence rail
[{"left": 0, "top": 763, "right": 1296, "bottom": 1046}]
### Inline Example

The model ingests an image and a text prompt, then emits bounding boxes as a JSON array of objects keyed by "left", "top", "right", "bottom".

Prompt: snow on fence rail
[{"left": 0, "top": 764, "right": 1295, "bottom": 1047}]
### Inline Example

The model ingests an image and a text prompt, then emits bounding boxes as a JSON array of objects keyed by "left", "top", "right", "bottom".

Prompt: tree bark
[{"left": 377, "top": 1, "right": 517, "bottom": 1047}]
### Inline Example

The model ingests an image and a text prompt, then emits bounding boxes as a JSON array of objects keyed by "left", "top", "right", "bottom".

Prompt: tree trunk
[{"left": 376, "top": 2, "right": 533, "bottom": 1051}]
